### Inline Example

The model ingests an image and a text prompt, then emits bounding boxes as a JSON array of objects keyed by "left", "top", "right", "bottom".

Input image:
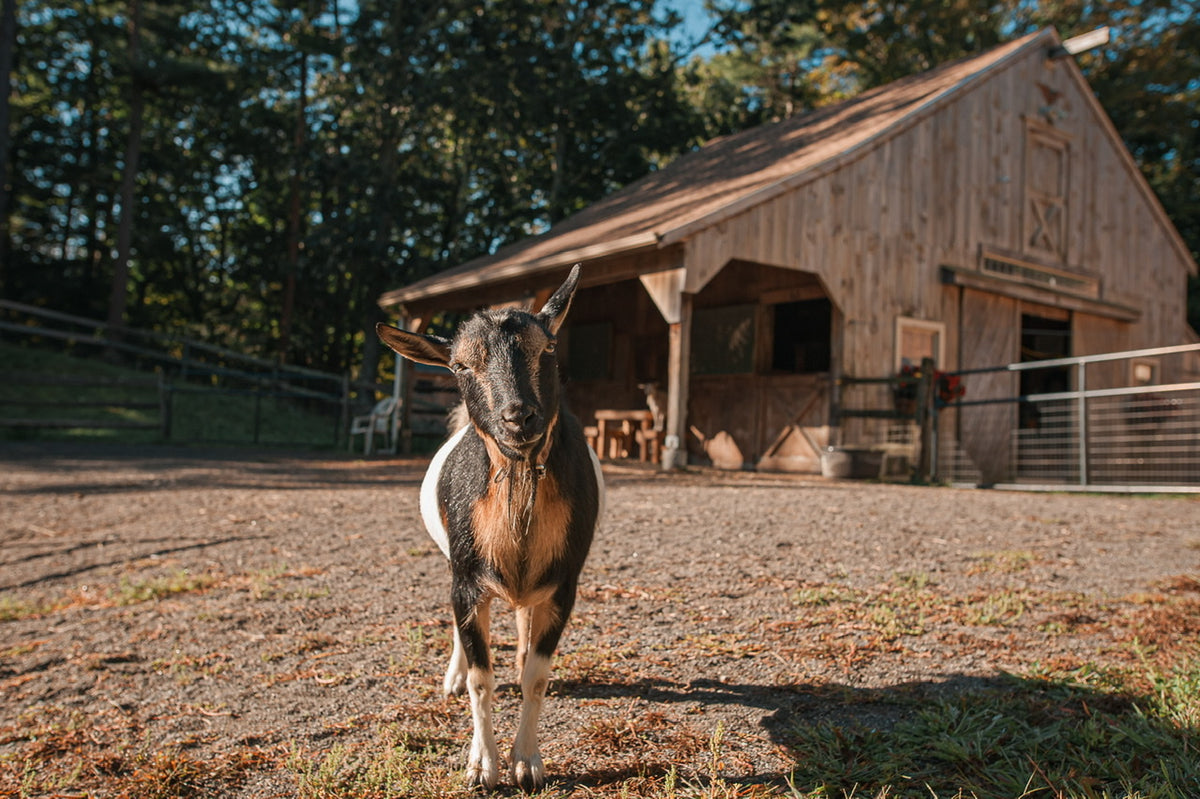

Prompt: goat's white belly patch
[
  {"left": 420, "top": 424, "right": 469, "bottom": 559},
  {"left": 589, "top": 446, "right": 606, "bottom": 527}
]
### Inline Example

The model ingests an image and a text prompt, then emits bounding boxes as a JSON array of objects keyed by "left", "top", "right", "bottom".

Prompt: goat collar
[{"left": 493, "top": 460, "right": 546, "bottom": 484}]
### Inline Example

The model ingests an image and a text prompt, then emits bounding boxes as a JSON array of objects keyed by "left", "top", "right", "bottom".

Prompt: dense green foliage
[{"left": 2, "top": 0, "right": 1197, "bottom": 383}]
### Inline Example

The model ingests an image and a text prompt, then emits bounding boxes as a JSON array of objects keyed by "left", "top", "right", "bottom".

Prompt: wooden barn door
[
  {"left": 756, "top": 375, "right": 830, "bottom": 472},
  {"left": 957, "top": 289, "right": 1019, "bottom": 483}
]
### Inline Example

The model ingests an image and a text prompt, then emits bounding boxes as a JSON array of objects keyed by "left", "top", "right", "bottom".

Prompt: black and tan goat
[{"left": 376, "top": 265, "right": 604, "bottom": 791}]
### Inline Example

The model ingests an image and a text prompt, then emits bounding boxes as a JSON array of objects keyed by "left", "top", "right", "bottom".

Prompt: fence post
[
  {"left": 253, "top": 386, "right": 263, "bottom": 445},
  {"left": 157, "top": 370, "right": 169, "bottom": 440},
  {"left": 916, "top": 358, "right": 936, "bottom": 482},
  {"left": 339, "top": 373, "right": 350, "bottom": 449},
  {"left": 1077, "top": 361, "right": 1088, "bottom": 486},
  {"left": 930, "top": 394, "right": 940, "bottom": 482}
]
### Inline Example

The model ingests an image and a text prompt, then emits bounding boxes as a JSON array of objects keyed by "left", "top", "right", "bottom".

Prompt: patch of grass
[
  {"left": 149, "top": 651, "right": 233, "bottom": 686},
  {"left": 968, "top": 550, "right": 1040, "bottom": 575},
  {"left": 116, "top": 569, "right": 217, "bottom": 605},
  {"left": 791, "top": 584, "right": 858, "bottom": 607},
  {"left": 287, "top": 724, "right": 463, "bottom": 799},
  {"left": 892, "top": 571, "right": 934, "bottom": 590},
  {"left": 168, "top": 387, "right": 339, "bottom": 448},
  {"left": 0, "top": 705, "right": 267, "bottom": 798},
  {"left": 782, "top": 657, "right": 1200, "bottom": 799},
  {"left": 244, "top": 563, "right": 328, "bottom": 601},
  {"left": 0, "top": 342, "right": 165, "bottom": 444},
  {"left": 866, "top": 603, "right": 925, "bottom": 640},
  {"left": 790, "top": 581, "right": 937, "bottom": 642},
  {"left": 962, "top": 590, "right": 1028, "bottom": 627},
  {"left": 1, "top": 570, "right": 216, "bottom": 622},
  {"left": 0, "top": 594, "right": 60, "bottom": 621}
]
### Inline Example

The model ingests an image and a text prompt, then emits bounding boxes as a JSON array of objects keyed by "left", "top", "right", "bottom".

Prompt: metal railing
[{"left": 933, "top": 343, "right": 1200, "bottom": 491}]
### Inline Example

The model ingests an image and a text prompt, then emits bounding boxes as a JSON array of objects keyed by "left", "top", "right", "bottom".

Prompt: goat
[
  {"left": 376, "top": 265, "right": 603, "bottom": 792},
  {"left": 638, "top": 381, "right": 667, "bottom": 431}
]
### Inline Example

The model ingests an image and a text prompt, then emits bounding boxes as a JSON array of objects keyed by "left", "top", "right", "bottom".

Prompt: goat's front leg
[
  {"left": 510, "top": 600, "right": 565, "bottom": 792},
  {"left": 443, "top": 623, "right": 467, "bottom": 697},
  {"left": 454, "top": 594, "right": 499, "bottom": 789}
]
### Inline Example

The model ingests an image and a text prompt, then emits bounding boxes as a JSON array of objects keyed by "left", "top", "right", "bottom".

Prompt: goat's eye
[
  {"left": 450, "top": 361, "right": 470, "bottom": 375},
  {"left": 545, "top": 339, "right": 557, "bottom": 355}
]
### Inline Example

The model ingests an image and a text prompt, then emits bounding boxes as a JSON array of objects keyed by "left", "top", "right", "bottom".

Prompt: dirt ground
[{"left": 1, "top": 442, "right": 1198, "bottom": 797}]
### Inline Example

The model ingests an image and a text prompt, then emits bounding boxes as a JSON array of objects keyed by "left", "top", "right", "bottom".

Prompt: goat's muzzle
[{"left": 497, "top": 401, "right": 544, "bottom": 452}]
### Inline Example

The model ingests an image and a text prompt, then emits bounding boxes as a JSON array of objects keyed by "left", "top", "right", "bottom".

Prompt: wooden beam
[
  {"left": 639, "top": 268, "right": 685, "bottom": 324},
  {"left": 662, "top": 293, "right": 694, "bottom": 470}
]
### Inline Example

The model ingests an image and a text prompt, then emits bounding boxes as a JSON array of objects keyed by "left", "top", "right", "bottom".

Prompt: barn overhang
[{"left": 378, "top": 232, "right": 663, "bottom": 321}]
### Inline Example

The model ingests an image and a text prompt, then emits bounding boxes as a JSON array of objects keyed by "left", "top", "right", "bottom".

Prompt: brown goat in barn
[{"left": 376, "top": 265, "right": 604, "bottom": 791}]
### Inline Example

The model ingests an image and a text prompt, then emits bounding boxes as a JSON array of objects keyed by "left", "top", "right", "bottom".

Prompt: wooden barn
[{"left": 378, "top": 28, "right": 1198, "bottom": 474}]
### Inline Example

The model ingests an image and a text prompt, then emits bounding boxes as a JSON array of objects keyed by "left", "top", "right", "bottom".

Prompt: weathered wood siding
[{"left": 681, "top": 44, "right": 1193, "bottom": 392}]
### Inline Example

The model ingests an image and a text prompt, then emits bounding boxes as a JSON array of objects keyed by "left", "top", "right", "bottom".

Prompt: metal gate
[{"left": 934, "top": 343, "right": 1200, "bottom": 491}]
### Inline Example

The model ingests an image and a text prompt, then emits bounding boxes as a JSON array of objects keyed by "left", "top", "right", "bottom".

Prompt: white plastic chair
[{"left": 348, "top": 396, "right": 398, "bottom": 454}]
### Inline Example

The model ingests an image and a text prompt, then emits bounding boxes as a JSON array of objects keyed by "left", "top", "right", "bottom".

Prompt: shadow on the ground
[
  {"left": 553, "top": 671, "right": 1198, "bottom": 798},
  {"left": 0, "top": 441, "right": 426, "bottom": 494},
  {"left": 0, "top": 534, "right": 269, "bottom": 590}
]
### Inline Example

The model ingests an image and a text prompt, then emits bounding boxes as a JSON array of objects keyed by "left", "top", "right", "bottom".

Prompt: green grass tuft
[{"left": 783, "top": 661, "right": 1200, "bottom": 799}]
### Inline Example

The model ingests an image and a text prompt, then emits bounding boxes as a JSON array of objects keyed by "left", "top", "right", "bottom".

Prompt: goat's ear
[
  {"left": 537, "top": 263, "right": 581, "bottom": 336},
  {"left": 376, "top": 323, "right": 452, "bottom": 368}
]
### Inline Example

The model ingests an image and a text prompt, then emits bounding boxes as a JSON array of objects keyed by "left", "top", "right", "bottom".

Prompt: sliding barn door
[{"left": 957, "top": 289, "right": 1019, "bottom": 483}]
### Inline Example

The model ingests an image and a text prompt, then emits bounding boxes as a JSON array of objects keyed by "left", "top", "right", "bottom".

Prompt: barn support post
[{"left": 662, "top": 293, "right": 693, "bottom": 470}]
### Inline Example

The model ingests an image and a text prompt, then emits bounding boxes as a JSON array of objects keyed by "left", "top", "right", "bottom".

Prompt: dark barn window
[
  {"left": 772, "top": 298, "right": 832, "bottom": 373},
  {"left": 691, "top": 304, "right": 756, "bottom": 375},
  {"left": 566, "top": 322, "right": 612, "bottom": 381}
]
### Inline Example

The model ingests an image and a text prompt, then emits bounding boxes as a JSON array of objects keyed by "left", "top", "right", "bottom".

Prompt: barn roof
[{"left": 379, "top": 27, "right": 1192, "bottom": 311}]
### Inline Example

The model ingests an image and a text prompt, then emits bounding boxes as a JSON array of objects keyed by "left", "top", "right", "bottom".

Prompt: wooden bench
[{"left": 591, "top": 409, "right": 658, "bottom": 462}]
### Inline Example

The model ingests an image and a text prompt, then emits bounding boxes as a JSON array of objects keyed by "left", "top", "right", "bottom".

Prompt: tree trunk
[
  {"left": 0, "top": 0, "right": 18, "bottom": 293},
  {"left": 279, "top": 43, "right": 309, "bottom": 365},
  {"left": 106, "top": 0, "right": 145, "bottom": 333}
]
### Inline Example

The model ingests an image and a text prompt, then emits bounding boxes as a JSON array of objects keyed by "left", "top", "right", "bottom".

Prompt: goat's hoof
[
  {"left": 466, "top": 759, "right": 500, "bottom": 791},
  {"left": 511, "top": 753, "right": 545, "bottom": 793}
]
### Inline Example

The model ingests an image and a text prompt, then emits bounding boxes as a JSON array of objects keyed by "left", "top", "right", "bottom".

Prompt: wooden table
[{"left": 592, "top": 409, "right": 658, "bottom": 462}]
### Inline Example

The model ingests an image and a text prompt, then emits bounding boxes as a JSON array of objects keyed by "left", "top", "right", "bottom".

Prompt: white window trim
[{"left": 895, "top": 317, "right": 946, "bottom": 372}]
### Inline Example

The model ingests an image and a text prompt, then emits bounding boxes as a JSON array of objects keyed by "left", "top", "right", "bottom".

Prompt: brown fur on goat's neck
[{"left": 469, "top": 410, "right": 567, "bottom": 605}]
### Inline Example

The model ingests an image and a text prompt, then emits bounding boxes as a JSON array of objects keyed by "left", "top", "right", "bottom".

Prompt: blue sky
[{"left": 664, "top": 0, "right": 719, "bottom": 56}]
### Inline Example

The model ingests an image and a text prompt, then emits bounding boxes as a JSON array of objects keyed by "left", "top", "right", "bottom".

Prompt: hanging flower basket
[
  {"left": 936, "top": 372, "right": 966, "bottom": 404},
  {"left": 893, "top": 364, "right": 966, "bottom": 415}
]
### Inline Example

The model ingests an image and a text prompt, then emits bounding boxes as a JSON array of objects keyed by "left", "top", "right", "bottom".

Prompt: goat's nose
[{"left": 501, "top": 401, "right": 537, "bottom": 432}]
